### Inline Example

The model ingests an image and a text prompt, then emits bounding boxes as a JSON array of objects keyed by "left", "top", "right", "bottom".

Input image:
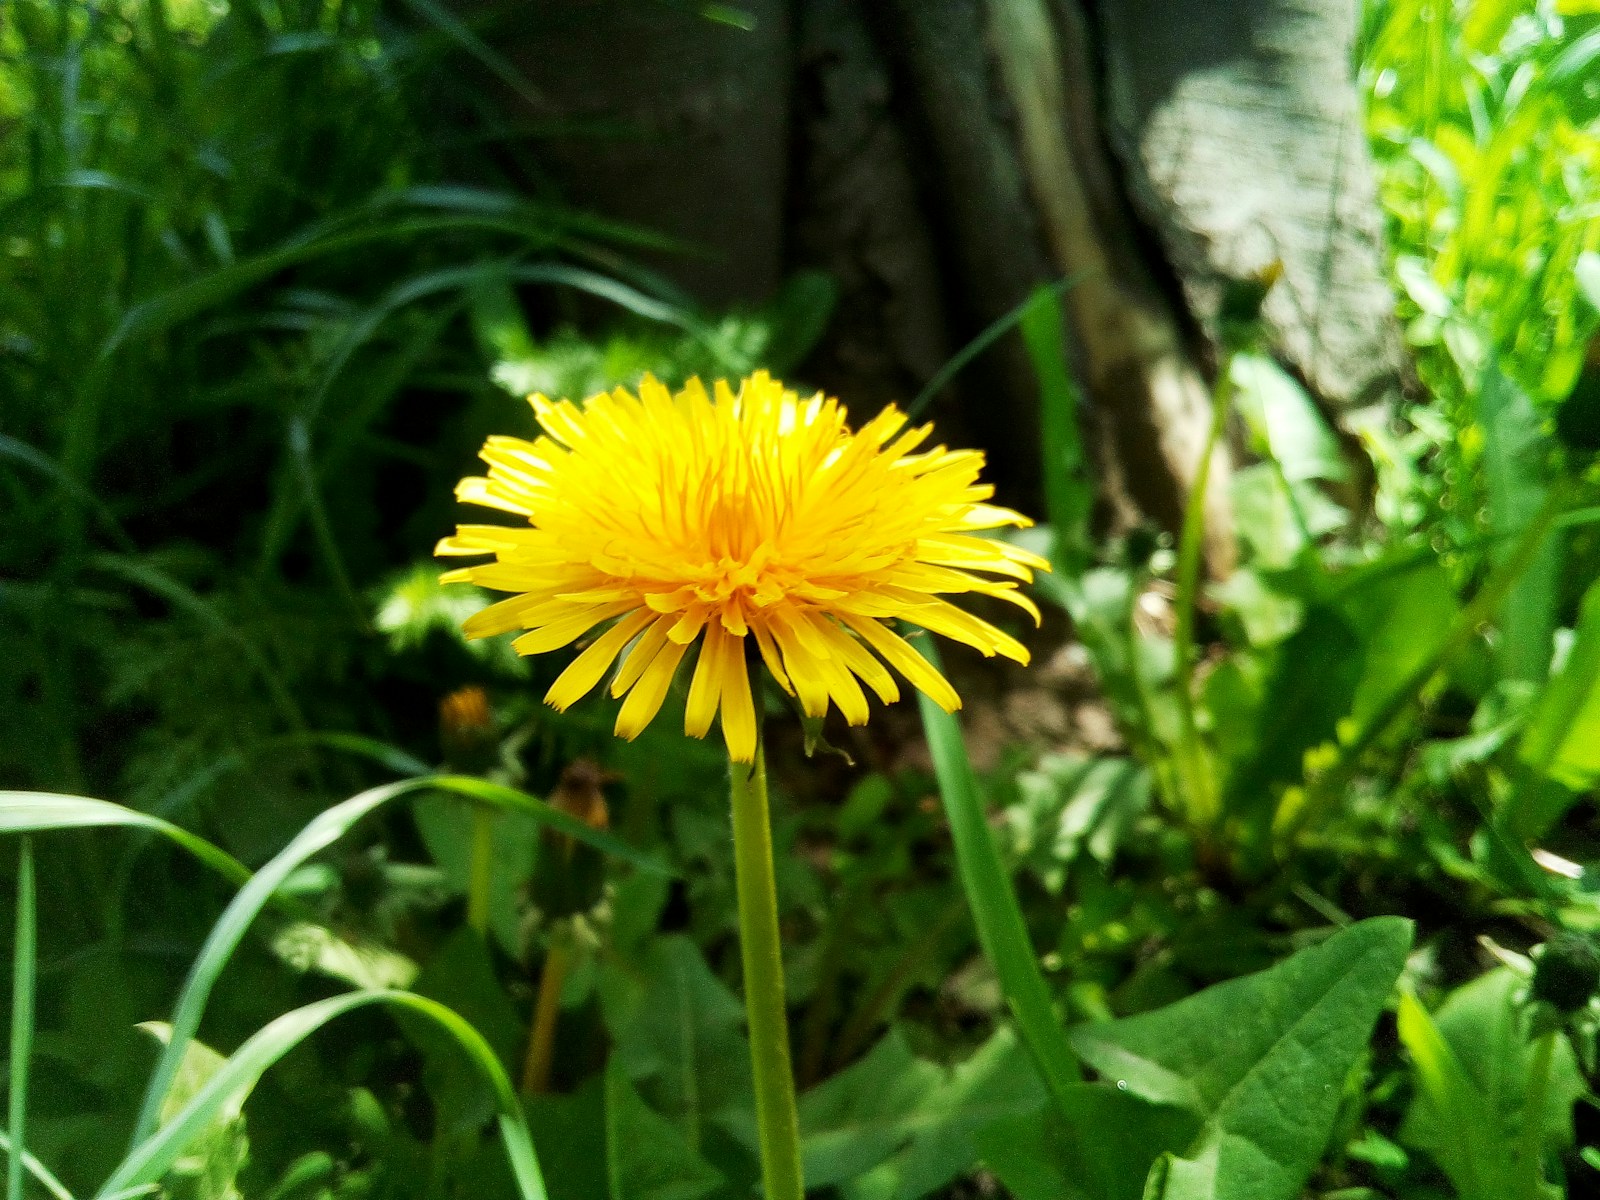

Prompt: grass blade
[
  {"left": 102, "top": 991, "right": 547, "bottom": 1200},
  {"left": 1018, "top": 284, "right": 1092, "bottom": 572},
  {"left": 914, "top": 640, "right": 1082, "bottom": 1112},
  {"left": 0, "top": 794, "right": 249, "bottom": 887},
  {"left": 132, "top": 773, "right": 672, "bottom": 1143},
  {"left": 395, "top": 0, "right": 546, "bottom": 110},
  {"left": 906, "top": 272, "right": 1089, "bottom": 420},
  {"left": 0, "top": 1127, "right": 74, "bottom": 1200},
  {"left": 7, "top": 841, "right": 34, "bottom": 1200},
  {"left": 275, "top": 732, "right": 433, "bottom": 779},
  {"left": 430, "top": 776, "right": 674, "bottom": 876}
]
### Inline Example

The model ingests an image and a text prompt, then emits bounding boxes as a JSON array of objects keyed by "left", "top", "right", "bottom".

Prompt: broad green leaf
[
  {"left": 1231, "top": 465, "right": 1308, "bottom": 570},
  {"left": 1399, "top": 969, "right": 1582, "bottom": 1200},
  {"left": 1396, "top": 991, "right": 1515, "bottom": 1200},
  {"left": 1476, "top": 358, "right": 1558, "bottom": 684},
  {"left": 525, "top": 1077, "right": 609, "bottom": 1200},
  {"left": 1069, "top": 918, "right": 1413, "bottom": 1200},
  {"left": 973, "top": 1087, "right": 1197, "bottom": 1200},
  {"left": 1210, "top": 567, "right": 1304, "bottom": 648},
  {"left": 1231, "top": 467, "right": 1346, "bottom": 571},
  {"left": 604, "top": 1059, "right": 724, "bottom": 1200},
  {"left": 1520, "top": 578, "right": 1600, "bottom": 798},
  {"left": 598, "top": 935, "right": 754, "bottom": 1154},
  {"left": 801, "top": 1030, "right": 941, "bottom": 1187},
  {"left": 1218, "top": 606, "right": 1363, "bottom": 829},
  {"left": 414, "top": 794, "right": 541, "bottom": 956},
  {"left": 1230, "top": 352, "right": 1347, "bottom": 483},
  {"left": 1336, "top": 557, "right": 1460, "bottom": 728},
  {"left": 1010, "top": 756, "right": 1149, "bottom": 887},
  {"left": 835, "top": 1027, "right": 1048, "bottom": 1200}
]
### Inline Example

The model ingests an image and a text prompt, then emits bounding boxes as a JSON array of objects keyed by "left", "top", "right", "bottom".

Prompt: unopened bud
[
  {"left": 1532, "top": 932, "right": 1600, "bottom": 1014},
  {"left": 439, "top": 686, "right": 498, "bottom": 775}
]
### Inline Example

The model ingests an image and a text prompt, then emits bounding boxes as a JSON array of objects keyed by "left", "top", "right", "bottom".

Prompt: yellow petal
[
  {"left": 611, "top": 616, "right": 673, "bottom": 696},
  {"left": 768, "top": 612, "right": 831, "bottom": 719},
  {"left": 815, "top": 619, "right": 899, "bottom": 704},
  {"left": 720, "top": 645, "right": 759, "bottom": 762},
  {"left": 511, "top": 601, "right": 635, "bottom": 656},
  {"left": 750, "top": 621, "right": 794, "bottom": 695},
  {"left": 843, "top": 616, "right": 962, "bottom": 712},
  {"left": 685, "top": 624, "right": 731, "bottom": 738},
  {"left": 614, "top": 637, "right": 690, "bottom": 740},
  {"left": 544, "top": 609, "right": 655, "bottom": 711}
]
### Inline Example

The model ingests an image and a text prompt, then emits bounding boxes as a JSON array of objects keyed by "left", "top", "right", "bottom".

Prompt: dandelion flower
[{"left": 437, "top": 371, "right": 1046, "bottom": 762}]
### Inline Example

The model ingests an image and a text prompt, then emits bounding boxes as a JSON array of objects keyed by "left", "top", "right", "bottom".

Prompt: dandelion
[
  {"left": 438, "top": 371, "right": 1044, "bottom": 1200},
  {"left": 436, "top": 370, "right": 1046, "bottom": 762}
]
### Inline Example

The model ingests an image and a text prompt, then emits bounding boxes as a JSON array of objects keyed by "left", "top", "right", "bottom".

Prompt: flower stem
[
  {"left": 729, "top": 736, "right": 804, "bottom": 1200},
  {"left": 467, "top": 804, "right": 495, "bottom": 935},
  {"left": 521, "top": 928, "right": 572, "bottom": 1096},
  {"left": 1172, "top": 364, "right": 1233, "bottom": 830}
]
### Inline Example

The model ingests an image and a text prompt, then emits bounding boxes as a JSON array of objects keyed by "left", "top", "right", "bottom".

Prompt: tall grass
[{"left": 0, "top": 0, "right": 687, "bottom": 817}]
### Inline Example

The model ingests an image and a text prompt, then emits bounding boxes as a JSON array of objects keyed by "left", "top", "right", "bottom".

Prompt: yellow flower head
[{"left": 437, "top": 371, "right": 1046, "bottom": 762}]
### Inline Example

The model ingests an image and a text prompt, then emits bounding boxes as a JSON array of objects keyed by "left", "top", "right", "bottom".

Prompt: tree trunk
[{"left": 492, "top": 0, "right": 1402, "bottom": 574}]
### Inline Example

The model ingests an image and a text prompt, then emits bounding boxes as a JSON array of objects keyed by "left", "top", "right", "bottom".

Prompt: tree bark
[
  {"left": 1096, "top": 0, "right": 1403, "bottom": 412},
  {"left": 489, "top": 0, "right": 1403, "bottom": 574}
]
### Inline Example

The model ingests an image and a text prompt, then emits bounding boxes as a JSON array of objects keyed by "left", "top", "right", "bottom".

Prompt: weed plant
[{"left": 2, "top": 1, "right": 1600, "bottom": 1199}]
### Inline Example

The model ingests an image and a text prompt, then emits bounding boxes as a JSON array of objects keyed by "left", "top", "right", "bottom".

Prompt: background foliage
[{"left": 3, "top": 1, "right": 1600, "bottom": 1198}]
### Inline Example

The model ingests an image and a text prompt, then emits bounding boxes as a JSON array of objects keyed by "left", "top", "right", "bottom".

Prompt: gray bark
[{"left": 1098, "top": 0, "right": 1404, "bottom": 409}]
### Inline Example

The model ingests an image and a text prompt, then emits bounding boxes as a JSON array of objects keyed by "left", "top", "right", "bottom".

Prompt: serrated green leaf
[
  {"left": 599, "top": 935, "right": 754, "bottom": 1154},
  {"left": 1398, "top": 969, "right": 1581, "bottom": 1200},
  {"left": 604, "top": 1058, "right": 725, "bottom": 1200},
  {"left": 835, "top": 1027, "right": 1048, "bottom": 1200},
  {"left": 974, "top": 1087, "right": 1197, "bottom": 1200},
  {"left": 1069, "top": 918, "right": 1413, "bottom": 1200}
]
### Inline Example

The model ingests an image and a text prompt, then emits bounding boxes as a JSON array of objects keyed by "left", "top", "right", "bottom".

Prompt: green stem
[
  {"left": 1171, "top": 366, "right": 1234, "bottom": 829},
  {"left": 467, "top": 804, "right": 495, "bottom": 935},
  {"left": 1282, "top": 488, "right": 1567, "bottom": 844},
  {"left": 1520, "top": 1029, "right": 1556, "bottom": 1200},
  {"left": 729, "top": 736, "right": 804, "bottom": 1200},
  {"left": 8, "top": 839, "right": 34, "bottom": 1200}
]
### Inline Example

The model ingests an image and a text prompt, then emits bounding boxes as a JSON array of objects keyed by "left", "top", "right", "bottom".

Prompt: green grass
[{"left": 2, "top": 1, "right": 1600, "bottom": 1198}]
